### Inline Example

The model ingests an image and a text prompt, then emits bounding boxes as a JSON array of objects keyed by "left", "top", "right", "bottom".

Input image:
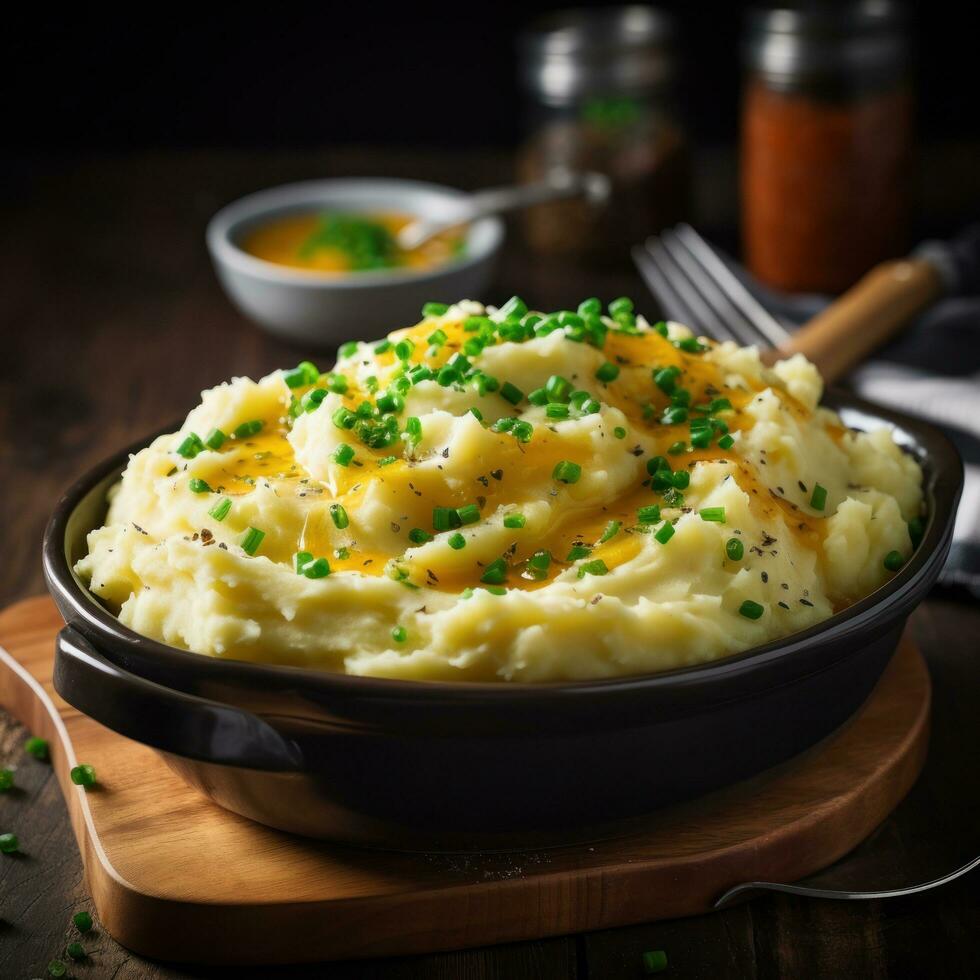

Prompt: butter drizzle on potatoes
[{"left": 75, "top": 298, "right": 924, "bottom": 681}]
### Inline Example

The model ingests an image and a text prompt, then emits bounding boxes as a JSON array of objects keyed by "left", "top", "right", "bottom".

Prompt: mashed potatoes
[{"left": 76, "top": 299, "right": 924, "bottom": 681}]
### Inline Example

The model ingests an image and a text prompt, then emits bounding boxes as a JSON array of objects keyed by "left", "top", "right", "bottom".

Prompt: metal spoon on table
[{"left": 396, "top": 170, "right": 611, "bottom": 251}]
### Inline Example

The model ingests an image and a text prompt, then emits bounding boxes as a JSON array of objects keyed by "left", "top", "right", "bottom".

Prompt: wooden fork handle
[{"left": 763, "top": 258, "right": 945, "bottom": 384}]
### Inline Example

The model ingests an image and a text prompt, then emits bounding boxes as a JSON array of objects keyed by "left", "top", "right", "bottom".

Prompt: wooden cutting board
[{"left": 0, "top": 596, "right": 930, "bottom": 965}]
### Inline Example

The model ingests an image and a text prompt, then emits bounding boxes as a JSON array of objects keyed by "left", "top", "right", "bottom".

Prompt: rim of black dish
[{"left": 42, "top": 389, "right": 963, "bottom": 701}]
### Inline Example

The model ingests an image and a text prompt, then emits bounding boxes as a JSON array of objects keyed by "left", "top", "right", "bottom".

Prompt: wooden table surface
[{"left": 1, "top": 150, "right": 978, "bottom": 979}]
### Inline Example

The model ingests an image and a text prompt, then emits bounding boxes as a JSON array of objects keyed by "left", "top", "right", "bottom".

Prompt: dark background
[{"left": 3, "top": 3, "right": 978, "bottom": 154}]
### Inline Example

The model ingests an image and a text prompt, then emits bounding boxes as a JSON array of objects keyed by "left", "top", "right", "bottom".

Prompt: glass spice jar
[
  {"left": 517, "top": 6, "right": 691, "bottom": 263},
  {"left": 741, "top": 1, "right": 913, "bottom": 294}
]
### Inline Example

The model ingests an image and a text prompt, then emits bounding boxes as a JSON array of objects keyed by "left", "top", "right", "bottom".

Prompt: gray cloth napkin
[{"left": 736, "top": 274, "right": 980, "bottom": 597}]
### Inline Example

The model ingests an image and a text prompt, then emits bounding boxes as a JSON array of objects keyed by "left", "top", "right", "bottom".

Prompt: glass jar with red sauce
[
  {"left": 517, "top": 6, "right": 691, "bottom": 263},
  {"left": 741, "top": 2, "right": 912, "bottom": 294}
]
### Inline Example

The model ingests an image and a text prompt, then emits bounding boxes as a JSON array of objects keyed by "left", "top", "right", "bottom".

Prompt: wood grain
[{"left": 0, "top": 596, "right": 930, "bottom": 965}]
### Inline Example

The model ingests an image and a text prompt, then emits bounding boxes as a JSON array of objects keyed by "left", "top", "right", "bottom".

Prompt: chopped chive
[
  {"left": 338, "top": 341, "right": 359, "bottom": 359},
  {"left": 667, "top": 440, "right": 687, "bottom": 455},
  {"left": 810, "top": 484, "right": 828, "bottom": 511},
  {"left": 641, "top": 950, "right": 668, "bottom": 974},
  {"left": 577, "top": 559, "right": 608, "bottom": 578},
  {"left": 329, "top": 503, "right": 349, "bottom": 529},
  {"left": 204, "top": 428, "right": 226, "bottom": 451},
  {"left": 608, "top": 296, "right": 634, "bottom": 317},
  {"left": 332, "top": 406, "right": 357, "bottom": 430},
  {"left": 480, "top": 557, "right": 508, "bottom": 585},
  {"left": 653, "top": 366, "right": 680, "bottom": 394},
  {"left": 47, "top": 960, "right": 68, "bottom": 978},
  {"left": 335, "top": 546, "right": 350, "bottom": 560},
  {"left": 408, "top": 528, "right": 432, "bottom": 545},
  {"left": 500, "top": 381, "right": 524, "bottom": 405},
  {"left": 436, "top": 364, "right": 459, "bottom": 387},
  {"left": 499, "top": 295, "right": 528, "bottom": 319},
  {"left": 546, "top": 403, "right": 570, "bottom": 419},
  {"left": 726, "top": 538, "right": 744, "bottom": 561},
  {"left": 663, "top": 487, "right": 685, "bottom": 508},
  {"left": 378, "top": 455, "right": 398, "bottom": 466},
  {"left": 391, "top": 625, "right": 408, "bottom": 643},
  {"left": 233, "top": 420, "right": 264, "bottom": 439},
  {"left": 908, "top": 516, "right": 925, "bottom": 547},
  {"left": 486, "top": 585, "right": 507, "bottom": 595},
  {"left": 332, "top": 443, "right": 355, "bottom": 466},
  {"left": 176, "top": 433, "right": 205, "bottom": 459},
  {"left": 739, "top": 599, "right": 765, "bottom": 620},
  {"left": 376, "top": 391, "right": 405, "bottom": 414},
  {"left": 240, "top": 526, "right": 265, "bottom": 556},
  {"left": 433, "top": 507, "right": 462, "bottom": 532},
  {"left": 69, "top": 764, "right": 96, "bottom": 788},
  {"left": 638, "top": 504, "right": 661, "bottom": 524},
  {"left": 613, "top": 426, "right": 627, "bottom": 439},
  {"left": 567, "top": 544, "right": 592, "bottom": 561},
  {"left": 671, "top": 470, "right": 690, "bottom": 489},
  {"left": 468, "top": 406, "right": 484, "bottom": 422},
  {"left": 651, "top": 470, "right": 673, "bottom": 491},
  {"left": 324, "top": 373, "right": 348, "bottom": 394},
  {"left": 711, "top": 397, "right": 733, "bottom": 412},
  {"left": 422, "top": 301, "right": 449, "bottom": 317},
  {"left": 526, "top": 550, "right": 551, "bottom": 579},
  {"left": 580, "top": 397, "right": 601, "bottom": 415},
  {"left": 671, "top": 388, "right": 692, "bottom": 407},
  {"left": 545, "top": 375, "right": 573, "bottom": 402},
  {"left": 595, "top": 361, "right": 620, "bottom": 383},
  {"left": 528, "top": 387, "right": 549, "bottom": 406},
  {"left": 403, "top": 416, "right": 422, "bottom": 448},
  {"left": 294, "top": 551, "right": 314, "bottom": 574},
  {"left": 884, "top": 550, "right": 904, "bottom": 572},
  {"left": 503, "top": 513, "right": 526, "bottom": 529},
  {"left": 512, "top": 420, "right": 534, "bottom": 443},
  {"left": 456, "top": 503, "right": 481, "bottom": 525},
  {"left": 578, "top": 297, "right": 602, "bottom": 315},
  {"left": 301, "top": 387, "right": 328, "bottom": 413},
  {"left": 0, "top": 769, "right": 13, "bottom": 792},
  {"left": 690, "top": 427, "right": 713, "bottom": 449},
  {"left": 700, "top": 506, "right": 726, "bottom": 523},
  {"left": 72, "top": 911, "right": 93, "bottom": 933},
  {"left": 661, "top": 406, "right": 688, "bottom": 425},
  {"left": 374, "top": 340, "right": 392, "bottom": 354},
  {"left": 301, "top": 556, "right": 331, "bottom": 579},
  {"left": 188, "top": 477, "right": 211, "bottom": 494},
  {"left": 676, "top": 336, "right": 706, "bottom": 353},
  {"left": 718, "top": 434, "right": 735, "bottom": 450},
  {"left": 66, "top": 942, "right": 86, "bottom": 961},
  {"left": 654, "top": 521, "right": 675, "bottom": 544},
  {"left": 427, "top": 327, "right": 448, "bottom": 347},
  {"left": 646, "top": 456, "right": 670, "bottom": 476},
  {"left": 652, "top": 320, "right": 669, "bottom": 337},
  {"left": 206, "top": 497, "right": 231, "bottom": 524},
  {"left": 448, "top": 532, "right": 466, "bottom": 550},
  {"left": 553, "top": 460, "right": 582, "bottom": 484},
  {"left": 394, "top": 339, "right": 415, "bottom": 361},
  {"left": 24, "top": 736, "right": 48, "bottom": 760},
  {"left": 599, "top": 520, "right": 621, "bottom": 544},
  {"left": 0, "top": 832, "right": 19, "bottom": 854}
]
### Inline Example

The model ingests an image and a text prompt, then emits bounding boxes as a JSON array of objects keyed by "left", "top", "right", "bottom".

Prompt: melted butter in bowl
[
  {"left": 75, "top": 299, "right": 925, "bottom": 682},
  {"left": 241, "top": 211, "right": 466, "bottom": 276}
]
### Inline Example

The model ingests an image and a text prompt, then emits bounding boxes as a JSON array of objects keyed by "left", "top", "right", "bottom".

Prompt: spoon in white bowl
[{"left": 396, "top": 170, "right": 611, "bottom": 251}]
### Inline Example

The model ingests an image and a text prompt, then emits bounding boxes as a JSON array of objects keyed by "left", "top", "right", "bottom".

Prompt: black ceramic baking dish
[{"left": 43, "top": 393, "right": 962, "bottom": 850}]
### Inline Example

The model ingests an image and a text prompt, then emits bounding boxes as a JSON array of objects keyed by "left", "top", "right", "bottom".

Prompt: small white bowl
[{"left": 206, "top": 178, "right": 504, "bottom": 347}]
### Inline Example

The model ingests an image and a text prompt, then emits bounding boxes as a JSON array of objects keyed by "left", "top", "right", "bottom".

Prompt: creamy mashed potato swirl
[{"left": 76, "top": 299, "right": 924, "bottom": 681}]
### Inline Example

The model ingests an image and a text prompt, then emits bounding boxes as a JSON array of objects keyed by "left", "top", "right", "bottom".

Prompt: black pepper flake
[
  {"left": 391, "top": 522, "right": 401, "bottom": 533},
  {"left": 761, "top": 571, "right": 769, "bottom": 583},
  {"left": 800, "top": 598, "right": 814, "bottom": 607},
  {"left": 782, "top": 582, "right": 789, "bottom": 590},
  {"left": 363, "top": 559, "right": 374, "bottom": 566},
  {"left": 591, "top": 594, "right": 604, "bottom": 604},
  {"left": 218, "top": 542, "right": 228, "bottom": 550},
  {"left": 798, "top": 481, "right": 807, "bottom": 493},
  {"left": 630, "top": 445, "right": 645, "bottom": 457},
  {"left": 441, "top": 447, "right": 450, "bottom": 459},
  {"left": 778, "top": 601, "right": 790, "bottom": 609},
  {"left": 761, "top": 533, "right": 778, "bottom": 547},
  {"left": 477, "top": 495, "right": 486, "bottom": 508},
  {"left": 132, "top": 523, "right": 148, "bottom": 535},
  {"left": 491, "top": 469, "right": 504, "bottom": 481},
  {"left": 477, "top": 475, "right": 489, "bottom": 488}
]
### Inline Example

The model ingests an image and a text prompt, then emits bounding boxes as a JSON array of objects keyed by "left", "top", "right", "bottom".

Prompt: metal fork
[
  {"left": 633, "top": 223, "right": 792, "bottom": 350},
  {"left": 634, "top": 224, "right": 980, "bottom": 907}
]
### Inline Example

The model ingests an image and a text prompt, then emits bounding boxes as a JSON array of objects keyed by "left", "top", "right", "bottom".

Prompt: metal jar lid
[
  {"left": 519, "top": 5, "right": 676, "bottom": 105},
  {"left": 743, "top": 1, "right": 909, "bottom": 91}
]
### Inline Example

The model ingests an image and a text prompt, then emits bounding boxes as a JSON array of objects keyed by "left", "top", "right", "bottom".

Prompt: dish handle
[{"left": 54, "top": 626, "right": 306, "bottom": 772}]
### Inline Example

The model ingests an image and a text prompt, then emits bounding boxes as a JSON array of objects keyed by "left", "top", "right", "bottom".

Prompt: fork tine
[
  {"left": 674, "top": 224, "right": 792, "bottom": 348},
  {"left": 643, "top": 237, "right": 744, "bottom": 345},
  {"left": 632, "top": 242, "right": 700, "bottom": 327},
  {"left": 658, "top": 229, "right": 766, "bottom": 349}
]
